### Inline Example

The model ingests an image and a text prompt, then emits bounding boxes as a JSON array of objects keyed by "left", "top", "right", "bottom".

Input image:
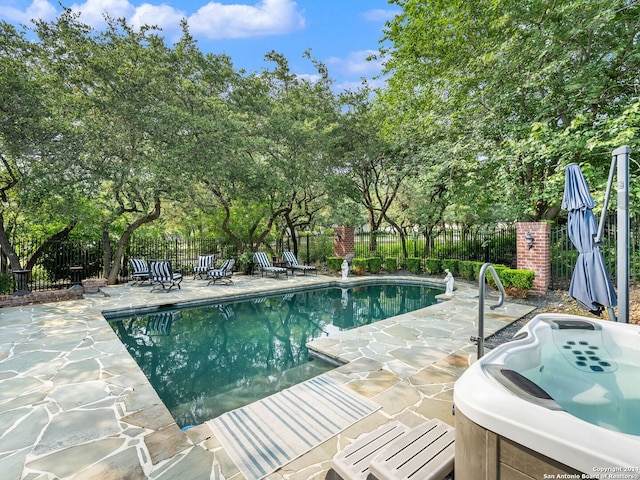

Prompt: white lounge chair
[
  {"left": 193, "top": 255, "right": 215, "bottom": 279},
  {"left": 129, "top": 258, "right": 150, "bottom": 285},
  {"left": 253, "top": 252, "right": 287, "bottom": 278},
  {"left": 207, "top": 258, "right": 235, "bottom": 285},
  {"left": 282, "top": 251, "right": 317, "bottom": 276},
  {"left": 149, "top": 261, "right": 183, "bottom": 292}
]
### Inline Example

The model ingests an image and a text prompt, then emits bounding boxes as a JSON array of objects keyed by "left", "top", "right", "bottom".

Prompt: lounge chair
[
  {"left": 282, "top": 251, "right": 317, "bottom": 276},
  {"left": 149, "top": 261, "right": 183, "bottom": 292},
  {"left": 129, "top": 258, "right": 150, "bottom": 285},
  {"left": 207, "top": 258, "right": 235, "bottom": 285},
  {"left": 193, "top": 255, "right": 215, "bottom": 279},
  {"left": 253, "top": 252, "right": 287, "bottom": 278}
]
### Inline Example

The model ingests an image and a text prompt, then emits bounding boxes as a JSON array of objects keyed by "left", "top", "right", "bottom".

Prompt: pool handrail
[{"left": 472, "top": 262, "right": 506, "bottom": 359}]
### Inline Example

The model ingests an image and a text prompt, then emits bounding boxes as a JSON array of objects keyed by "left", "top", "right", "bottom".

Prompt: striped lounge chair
[
  {"left": 149, "top": 261, "right": 183, "bottom": 292},
  {"left": 193, "top": 255, "right": 215, "bottom": 279},
  {"left": 207, "top": 258, "right": 235, "bottom": 285},
  {"left": 253, "top": 252, "right": 287, "bottom": 278},
  {"left": 129, "top": 258, "right": 150, "bottom": 285},
  {"left": 282, "top": 251, "right": 317, "bottom": 276}
]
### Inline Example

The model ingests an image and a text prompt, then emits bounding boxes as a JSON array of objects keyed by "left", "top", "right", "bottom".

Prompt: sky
[{"left": 0, "top": 0, "right": 400, "bottom": 91}]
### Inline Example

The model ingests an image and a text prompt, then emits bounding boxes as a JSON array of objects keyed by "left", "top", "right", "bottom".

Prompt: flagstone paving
[{"left": 0, "top": 273, "right": 534, "bottom": 479}]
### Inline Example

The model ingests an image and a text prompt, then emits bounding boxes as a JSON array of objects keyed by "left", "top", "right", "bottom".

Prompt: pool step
[{"left": 331, "top": 419, "right": 455, "bottom": 480}]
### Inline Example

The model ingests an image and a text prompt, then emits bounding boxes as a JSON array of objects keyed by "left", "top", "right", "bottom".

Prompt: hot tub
[{"left": 454, "top": 313, "right": 640, "bottom": 478}]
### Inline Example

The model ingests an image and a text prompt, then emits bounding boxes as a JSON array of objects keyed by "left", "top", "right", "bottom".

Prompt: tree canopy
[{"left": 1, "top": 1, "right": 638, "bottom": 278}]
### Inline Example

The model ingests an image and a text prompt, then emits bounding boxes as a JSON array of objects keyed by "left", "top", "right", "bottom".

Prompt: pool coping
[{"left": 0, "top": 273, "right": 535, "bottom": 479}]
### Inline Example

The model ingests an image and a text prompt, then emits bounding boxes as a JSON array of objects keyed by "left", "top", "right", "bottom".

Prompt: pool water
[{"left": 109, "top": 283, "right": 439, "bottom": 427}]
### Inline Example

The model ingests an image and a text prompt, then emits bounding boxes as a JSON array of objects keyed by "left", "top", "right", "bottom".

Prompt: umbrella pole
[{"left": 614, "top": 146, "right": 630, "bottom": 323}]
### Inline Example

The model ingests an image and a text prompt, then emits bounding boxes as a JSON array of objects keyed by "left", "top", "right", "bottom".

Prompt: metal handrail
[{"left": 471, "top": 262, "right": 506, "bottom": 359}]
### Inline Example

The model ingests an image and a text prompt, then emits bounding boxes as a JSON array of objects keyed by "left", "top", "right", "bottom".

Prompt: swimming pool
[{"left": 109, "top": 283, "right": 440, "bottom": 427}]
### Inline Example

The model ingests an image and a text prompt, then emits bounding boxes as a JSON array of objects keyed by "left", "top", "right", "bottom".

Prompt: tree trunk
[{"left": 105, "top": 198, "right": 162, "bottom": 284}]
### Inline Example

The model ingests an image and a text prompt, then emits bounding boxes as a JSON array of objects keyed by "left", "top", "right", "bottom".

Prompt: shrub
[
  {"left": 368, "top": 257, "right": 382, "bottom": 273},
  {"left": 405, "top": 257, "right": 421, "bottom": 274},
  {"left": 326, "top": 257, "right": 344, "bottom": 273},
  {"left": 458, "top": 260, "right": 476, "bottom": 281},
  {"left": 424, "top": 258, "right": 443, "bottom": 274},
  {"left": 441, "top": 259, "right": 459, "bottom": 276},
  {"left": 499, "top": 268, "right": 535, "bottom": 289},
  {"left": 471, "top": 261, "right": 486, "bottom": 280},
  {"left": 0, "top": 273, "right": 14, "bottom": 294},
  {"left": 385, "top": 257, "right": 397, "bottom": 273},
  {"left": 352, "top": 257, "right": 368, "bottom": 275}
]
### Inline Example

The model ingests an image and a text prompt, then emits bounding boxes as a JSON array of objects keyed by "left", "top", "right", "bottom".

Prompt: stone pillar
[
  {"left": 517, "top": 222, "right": 551, "bottom": 295},
  {"left": 333, "top": 226, "right": 355, "bottom": 258}
]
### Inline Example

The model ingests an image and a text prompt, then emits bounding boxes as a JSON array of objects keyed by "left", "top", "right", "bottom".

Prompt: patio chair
[
  {"left": 192, "top": 255, "right": 215, "bottom": 279},
  {"left": 129, "top": 258, "right": 150, "bottom": 285},
  {"left": 282, "top": 251, "right": 317, "bottom": 276},
  {"left": 253, "top": 252, "right": 287, "bottom": 278},
  {"left": 149, "top": 261, "right": 183, "bottom": 292},
  {"left": 207, "top": 258, "right": 235, "bottom": 285}
]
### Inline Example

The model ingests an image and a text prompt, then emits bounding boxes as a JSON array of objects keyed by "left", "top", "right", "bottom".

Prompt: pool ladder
[{"left": 471, "top": 262, "right": 506, "bottom": 359}]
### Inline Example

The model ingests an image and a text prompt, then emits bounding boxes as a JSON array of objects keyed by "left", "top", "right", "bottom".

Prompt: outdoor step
[
  {"left": 369, "top": 418, "right": 455, "bottom": 480},
  {"left": 332, "top": 421, "right": 409, "bottom": 480}
]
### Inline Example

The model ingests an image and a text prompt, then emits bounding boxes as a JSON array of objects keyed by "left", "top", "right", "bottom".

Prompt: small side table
[
  {"left": 70, "top": 266, "right": 84, "bottom": 291},
  {"left": 70, "top": 266, "right": 83, "bottom": 285},
  {"left": 12, "top": 269, "right": 31, "bottom": 296}
]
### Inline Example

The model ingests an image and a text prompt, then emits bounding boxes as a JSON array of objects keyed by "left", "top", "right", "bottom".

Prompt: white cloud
[
  {"left": 326, "top": 49, "right": 382, "bottom": 77},
  {"left": 129, "top": 3, "right": 185, "bottom": 31},
  {"left": 1, "top": 0, "right": 305, "bottom": 40},
  {"left": 69, "top": 0, "right": 135, "bottom": 28},
  {"left": 362, "top": 8, "right": 399, "bottom": 22},
  {"left": 189, "top": 0, "right": 305, "bottom": 39},
  {"left": 0, "top": 0, "right": 57, "bottom": 24}
]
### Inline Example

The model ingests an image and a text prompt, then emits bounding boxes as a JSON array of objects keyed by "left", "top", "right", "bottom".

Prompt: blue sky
[{"left": 0, "top": 0, "right": 399, "bottom": 90}]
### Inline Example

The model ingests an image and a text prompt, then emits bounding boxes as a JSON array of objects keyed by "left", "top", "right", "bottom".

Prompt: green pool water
[{"left": 109, "top": 283, "right": 440, "bottom": 427}]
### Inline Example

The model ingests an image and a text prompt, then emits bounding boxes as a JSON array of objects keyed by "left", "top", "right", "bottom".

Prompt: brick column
[
  {"left": 517, "top": 222, "right": 551, "bottom": 295},
  {"left": 333, "top": 226, "right": 355, "bottom": 258}
]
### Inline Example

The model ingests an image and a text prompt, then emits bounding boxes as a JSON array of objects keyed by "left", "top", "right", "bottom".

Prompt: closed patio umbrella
[{"left": 561, "top": 163, "right": 617, "bottom": 317}]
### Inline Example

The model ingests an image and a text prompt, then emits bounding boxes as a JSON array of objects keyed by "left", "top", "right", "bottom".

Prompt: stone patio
[{"left": 0, "top": 273, "right": 534, "bottom": 479}]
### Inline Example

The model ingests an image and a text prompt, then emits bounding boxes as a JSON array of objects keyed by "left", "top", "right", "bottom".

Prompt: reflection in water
[{"left": 110, "top": 284, "right": 439, "bottom": 427}]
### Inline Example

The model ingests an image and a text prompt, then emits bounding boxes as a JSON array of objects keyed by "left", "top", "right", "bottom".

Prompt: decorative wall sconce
[{"left": 525, "top": 232, "right": 535, "bottom": 249}]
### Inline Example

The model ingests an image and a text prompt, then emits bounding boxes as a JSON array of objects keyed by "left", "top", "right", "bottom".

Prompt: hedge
[
  {"left": 405, "top": 257, "right": 421, "bottom": 274},
  {"left": 424, "top": 258, "right": 443, "bottom": 274},
  {"left": 385, "top": 257, "right": 397, "bottom": 273}
]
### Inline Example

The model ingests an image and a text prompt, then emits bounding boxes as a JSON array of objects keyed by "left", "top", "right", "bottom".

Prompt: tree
[
  {"left": 380, "top": 0, "right": 640, "bottom": 221},
  {"left": 0, "top": 21, "right": 85, "bottom": 274},
  {"left": 336, "top": 87, "right": 420, "bottom": 254}
]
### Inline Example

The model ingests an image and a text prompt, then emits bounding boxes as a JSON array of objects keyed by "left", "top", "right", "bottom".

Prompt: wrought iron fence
[
  {"left": 353, "top": 225, "right": 517, "bottom": 268},
  {"left": 0, "top": 225, "right": 517, "bottom": 293}
]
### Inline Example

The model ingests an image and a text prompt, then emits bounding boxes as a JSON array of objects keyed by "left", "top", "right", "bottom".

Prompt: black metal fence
[
  {"left": 0, "top": 224, "right": 518, "bottom": 294},
  {"left": 353, "top": 225, "right": 517, "bottom": 267}
]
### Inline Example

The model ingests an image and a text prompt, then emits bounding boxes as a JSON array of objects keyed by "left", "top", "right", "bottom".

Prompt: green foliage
[
  {"left": 352, "top": 257, "right": 368, "bottom": 274},
  {"left": 424, "top": 258, "right": 443, "bottom": 274},
  {"left": 368, "top": 257, "right": 382, "bottom": 273},
  {"left": 405, "top": 257, "right": 421, "bottom": 274},
  {"left": 327, "top": 257, "right": 344, "bottom": 272},
  {"left": 441, "top": 259, "right": 459, "bottom": 276},
  {"left": 499, "top": 269, "right": 535, "bottom": 290},
  {"left": 0, "top": 273, "right": 15, "bottom": 294},
  {"left": 236, "top": 253, "right": 254, "bottom": 274},
  {"left": 385, "top": 257, "right": 397, "bottom": 273},
  {"left": 457, "top": 261, "right": 476, "bottom": 281}
]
